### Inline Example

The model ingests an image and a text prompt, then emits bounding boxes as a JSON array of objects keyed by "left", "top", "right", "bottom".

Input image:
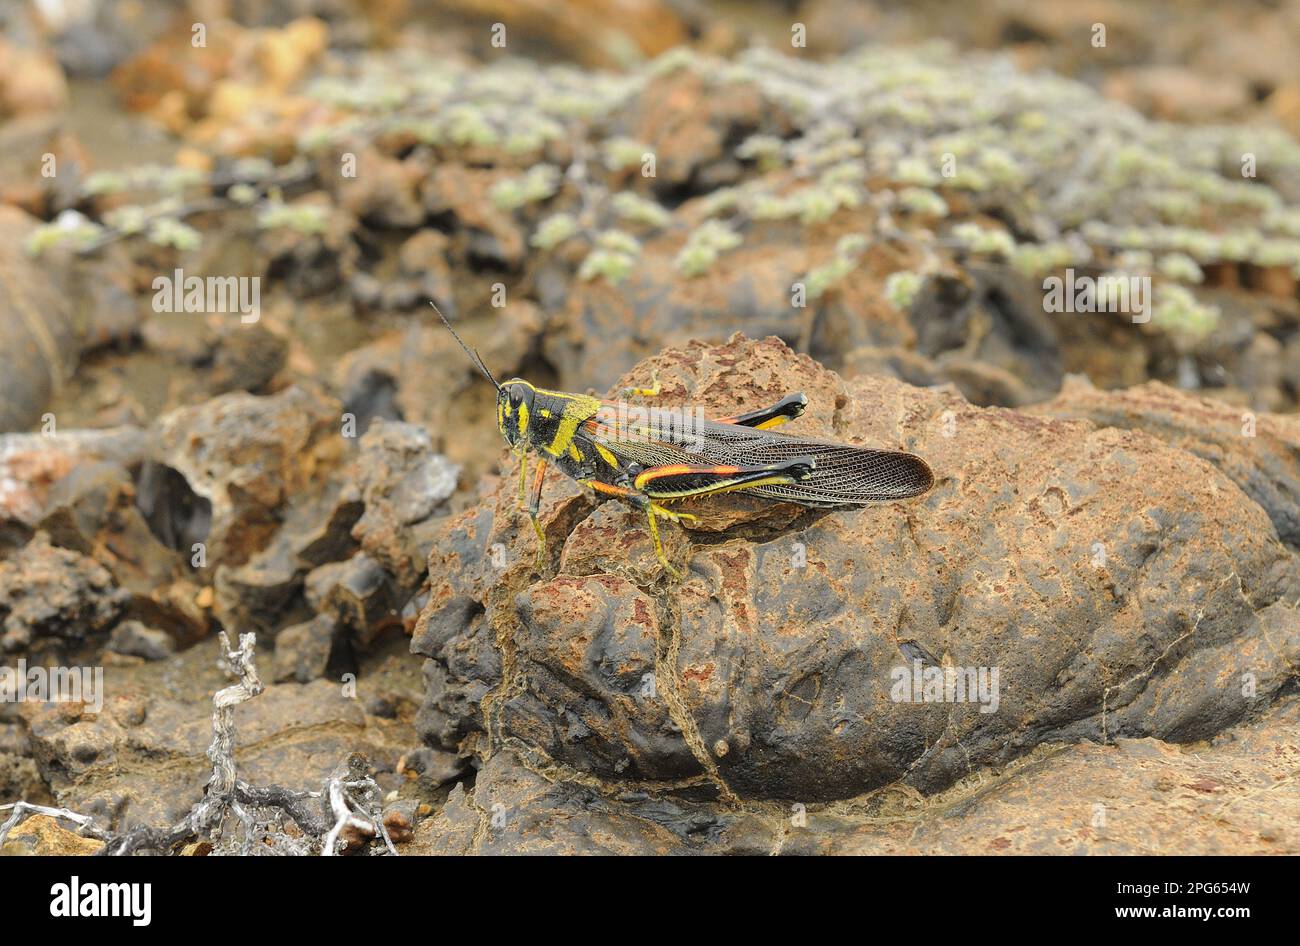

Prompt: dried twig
[
  {"left": 96, "top": 632, "right": 392, "bottom": 856},
  {"left": 7, "top": 631, "right": 396, "bottom": 856},
  {"left": 0, "top": 802, "right": 111, "bottom": 848}
]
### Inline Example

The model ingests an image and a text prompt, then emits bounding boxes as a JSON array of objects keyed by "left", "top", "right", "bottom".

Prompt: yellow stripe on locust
[
  {"left": 594, "top": 442, "right": 619, "bottom": 468},
  {"left": 543, "top": 393, "right": 601, "bottom": 457}
]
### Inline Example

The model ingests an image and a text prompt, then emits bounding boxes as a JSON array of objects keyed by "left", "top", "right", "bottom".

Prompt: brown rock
[
  {"left": 0, "top": 532, "right": 128, "bottom": 656},
  {"left": 0, "top": 207, "right": 77, "bottom": 433},
  {"left": 273, "top": 614, "right": 337, "bottom": 683},
  {"left": 334, "top": 147, "right": 428, "bottom": 229},
  {"left": 0, "top": 814, "right": 103, "bottom": 856},
  {"left": 1032, "top": 378, "right": 1300, "bottom": 548},
  {"left": 0, "top": 39, "right": 69, "bottom": 117},
  {"left": 21, "top": 636, "right": 417, "bottom": 831},
  {"left": 414, "top": 335, "right": 1300, "bottom": 804},
  {"left": 349, "top": 420, "right": 458, "bottom": 597},
  {"left": 1102, "top": 67, "right": 1250, "bottom": 123},
  {"left": 412, "top": 695, "right": 1300, "bottom": 855},
  {"left": 305, "top": 555, "right": 400, "bottom": 648},
  {"left": 157, "top": 386, "right": 344, "bottom": 568}
]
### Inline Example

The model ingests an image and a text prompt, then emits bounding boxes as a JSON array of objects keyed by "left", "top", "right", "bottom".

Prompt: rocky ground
[{"left": 1, "top": 1, "right": 1298, "bottom": 855}]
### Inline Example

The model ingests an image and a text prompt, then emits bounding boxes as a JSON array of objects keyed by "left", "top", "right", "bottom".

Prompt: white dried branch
[
  {"left": 0, "top": 802, "right": 111, "bottom": 847},
  {"left": 16, "top": 631, "right": 395, "bottom": 856}
]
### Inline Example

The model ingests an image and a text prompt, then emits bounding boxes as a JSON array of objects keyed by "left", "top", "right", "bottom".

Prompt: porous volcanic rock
[
  {"left": 409, "top": 694, "right": 1300, "bottom": 855},
  {"left": 19, "top": 635, "right": 420, "bottom": 831},
  {"left": 157, "top": 385, "right": 344, "bottom": 568},
  {"left": 0, "top": 532, "right": 128, "bottom": 656},
  {"left": 1032, "top": 377, "right": 1300, "bottom": 550},
  {"left": 413, "top": 334, "right": 1300, "bottom": 804}
]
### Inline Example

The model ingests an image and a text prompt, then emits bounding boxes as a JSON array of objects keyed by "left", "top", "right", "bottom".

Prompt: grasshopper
[{"left": 435, "top": 304, "right": 934, "bottom": 577}]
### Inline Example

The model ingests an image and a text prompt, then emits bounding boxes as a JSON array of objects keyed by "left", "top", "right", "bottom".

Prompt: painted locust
[{"left": 436, "top": 305, "right": 934, "bottom": 577}]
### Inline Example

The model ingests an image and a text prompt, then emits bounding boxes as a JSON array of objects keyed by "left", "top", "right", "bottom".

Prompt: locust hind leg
[
  {"left": 582, "top": 478, "right": 694, "bottom": 578},
  {"left": 632, "top": 457, "right": 817, "bottom": 501},
  {"left": 620, "top": 368, "right": 661, "bottom": 398},
  {"left": 715, "top": 393, "right": 808, "bottom": 430},
  {"left": 602, "top": 457, "right": 818, "bottom": 577}
]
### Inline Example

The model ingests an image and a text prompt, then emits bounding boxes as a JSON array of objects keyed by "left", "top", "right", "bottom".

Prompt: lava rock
[
  {"left": 106, "top": 620, "right": 175, "bottom": 661},
  {"left": 411, "top": 694, "right": 1300, "bottom": 855},
  {"left": 157, "top": 385, "right": 345, "bottom": 568},
  {"left": 0, "top": 533, "right": 128, "bottom": 656},
  {"left": 272, "top": 614, "right": 337, "bottom": 683},
  {"left": 350, "top": 420, "right": 458, "bottom": 598},
  {"left": 0, "top": 815, "right": 104, "bottom": 856},
  {"left": 1033, "top": 377, "right": 1300, "bottom": 550},
  {"left": 20, "top": 636, "right": 417, "bottom": 830},
  {"left": 0, "top": 207, "right": 77, "bottom": 433},
  {"left": 414, "top": 335, "right": 1300, "bottom": 803},
  {"left": 394, "top": 746, "right": 465, "bottom": 786},
  {"left": 210, "top": 322, "right": 289, "bottom": 394},
  {"left": 213, "top": 480, "right": 362, "bottom": 635},
  {"left": 305, "top": 554, "right": 400, "bottom": 648}
]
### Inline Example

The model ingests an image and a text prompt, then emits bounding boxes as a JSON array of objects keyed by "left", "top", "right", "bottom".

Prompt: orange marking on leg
[
  {"left": 584, "top": 479, "right": 634, "bottom": 498},
  {"left": 633, "top": 464, "right": 741, "bottom": 490}
]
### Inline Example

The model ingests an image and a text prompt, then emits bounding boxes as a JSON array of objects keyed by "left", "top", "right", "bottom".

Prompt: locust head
[{"left": 496, "top": 379, "right": 536, "bottom": 447}]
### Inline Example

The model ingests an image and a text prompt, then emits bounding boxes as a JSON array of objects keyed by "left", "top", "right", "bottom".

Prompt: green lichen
[
  {"left": 442, "top": 104, "right": 501, "bottom": 149},
  {"left": 1152, "top": 284, "right": 1220, "bottom": 342},
  {"left": 576, "top": 231, "right": 643, "bottom": 285},
  {"left": 102, "top": 205, "right": 149, "bottom": 235},
  {"left": 611, "top": 192, "right": 672, "bottom": 229},
  {"left": 24, "top": 211, "right": 104, "bottom": 257},
  {"left": 735, "top": 134, "right": 784, "bottom": 171},
  {"left": 147, "top": 217, "right": 202, "bottom": 251},
  {"left": 698, "top": 187, "right": 741, "bottom": 218},
  {"left": 1156, "top": 252, "right": 1204, "bottom": 284},
  {"left": 676, "top": 220, "right": 742, "bottom": 278},
  {"left": 894, "top": 156, "right": 940, "bottom": 188},
  {"left": 804, "top": 234, "right": 870, "bottom": 299},
  {"left": 82, "top": 171, "right": 131, "bottom": 196},
  {"left": 951, "top": 222, "right": 1016, "bottom": 258},
  {"left": 531, "top": 213, "right": 580, "bottom": 250},
  {"left": 227, "top": 184, "right": 259, "bottom": 206},
  {"left": 256, "top": 202, "right": 330, "bottom": 235},
  {"left": 896, "top": 187, "right": 949, "bottom": 218},
  {"left": 595, "top": 229, "right": 641, "bottom": 256},
  {"left": 490, "top": 164, "right": 561, "bottom": 211},
  {"left": 884, "top": 271, "right": 924, "bottom": 310},
  {"left": 1010, "top": 240, "right": 1082, "bottom": 278},
  {"left": 1250, "top": 238, "right": 1300, "bottom": 270},
  {"left": 798, "top": 184, "right": 861, "bottom": 224},
  {"left": 602, "top": 137, "right": 650, "bottom": 173}
]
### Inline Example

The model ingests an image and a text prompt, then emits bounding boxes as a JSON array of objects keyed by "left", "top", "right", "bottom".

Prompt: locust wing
[{"left": 587, "top": 411, "right": 933, "bottom": 507}]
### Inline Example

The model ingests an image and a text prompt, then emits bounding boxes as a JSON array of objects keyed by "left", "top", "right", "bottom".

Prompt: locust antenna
[{"left": 431, "top": 301, "right": 501, "bottom": 391}]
